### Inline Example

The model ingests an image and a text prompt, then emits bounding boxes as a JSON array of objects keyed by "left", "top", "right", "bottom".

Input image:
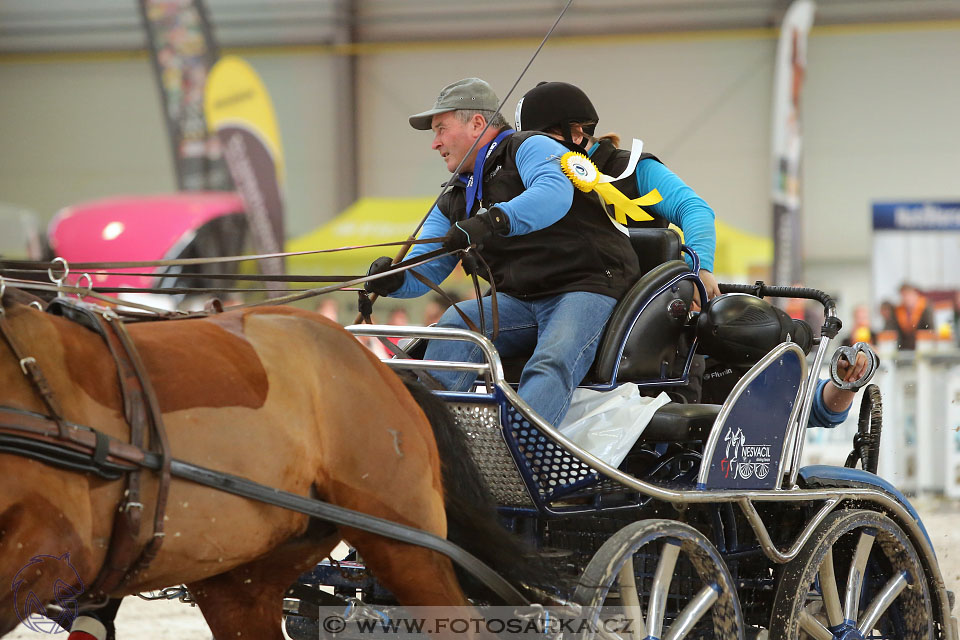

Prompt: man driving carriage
[{"left": 366, "top": 77, "right": 675, "bottom": 426}]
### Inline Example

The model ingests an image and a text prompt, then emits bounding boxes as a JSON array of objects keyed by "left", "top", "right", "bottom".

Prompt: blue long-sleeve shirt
[
  {"left": 587, "top": 143, "right": 716, "bottom": 272},
  {"left": 393, "top": 134, "right": 573, "bottom": 298},
  {"left": 808, "top": 378, "right": 851, "bottom": 428}
]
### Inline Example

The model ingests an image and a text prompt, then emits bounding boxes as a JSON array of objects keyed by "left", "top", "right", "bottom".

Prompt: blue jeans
[{"left": 424, "top": 291, "right": 617, "bottom": 425}]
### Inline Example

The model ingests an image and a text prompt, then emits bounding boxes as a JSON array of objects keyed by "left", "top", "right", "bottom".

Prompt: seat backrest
[
  {"left": 628, "top": 227, "right": 682, "bottom": 274},
  {"left": 589, "top": 260, "right": 695, "bottom": 384}
]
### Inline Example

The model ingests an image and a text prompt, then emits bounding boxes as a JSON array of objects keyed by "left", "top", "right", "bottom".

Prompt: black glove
[
  {"left": 364, "top": 256, "right": 404, "bottom": 296},
  {"left": 442, "top": 207, "right": 510, "bottom": 252}
]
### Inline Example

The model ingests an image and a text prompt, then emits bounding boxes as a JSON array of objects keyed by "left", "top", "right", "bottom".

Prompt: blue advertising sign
[{"left": 872, "top": 202, "right": 960, "bottom": 231}]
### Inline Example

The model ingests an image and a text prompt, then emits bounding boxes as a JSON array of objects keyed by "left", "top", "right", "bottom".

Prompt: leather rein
[{"left": 0, "top": 237, "right": 499, "bottom": 338}]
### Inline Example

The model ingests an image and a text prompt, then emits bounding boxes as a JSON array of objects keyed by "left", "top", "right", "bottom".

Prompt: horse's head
[{"left": 11, "top": 552, "right": 84, "bottom": 633}]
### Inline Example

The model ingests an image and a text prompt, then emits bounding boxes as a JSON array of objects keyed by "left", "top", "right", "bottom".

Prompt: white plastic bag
[{"left": 557, "top": 385, "right": 671, "bottom": 467}]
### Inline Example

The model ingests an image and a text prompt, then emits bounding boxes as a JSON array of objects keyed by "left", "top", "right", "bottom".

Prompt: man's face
[
  {"left": 900, "top": 287, "right": 919, "bottom": 308},
  {"left": 431, "top": 111, "right": 482, "bottom": 173}
]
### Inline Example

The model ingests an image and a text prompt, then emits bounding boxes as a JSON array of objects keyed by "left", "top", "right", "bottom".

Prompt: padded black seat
[
  {"left": 638, "top": 403, "right": 721, "bottom": 442},
  {"left": 586, "top": 228, "right": 692, "bottom": 384},
  {"left": 586, "top": 259, "right": 694, "bottom": 384},
  {"left": 628, "top": 227, "right": 682, "bottom": 276}
]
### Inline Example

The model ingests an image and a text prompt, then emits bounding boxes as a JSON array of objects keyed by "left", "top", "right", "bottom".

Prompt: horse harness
[
  {"left": 0, "top": 288, "right": 531, "bottom": 605},
  {"left": 0, "top": 293, "right": 172, "bottom": 602}
]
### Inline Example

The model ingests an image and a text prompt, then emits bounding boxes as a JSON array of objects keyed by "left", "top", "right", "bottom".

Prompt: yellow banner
[{"left": 205, "top": 55, "right": 285, "bottom": 183}]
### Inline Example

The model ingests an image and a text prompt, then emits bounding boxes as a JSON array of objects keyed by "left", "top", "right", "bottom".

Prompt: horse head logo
[
  {"left": 723, "top": 427, "right": 744, "bottom": 460},
  {"left": 11, "top": 552, "right": 84, "bottom": 634}
]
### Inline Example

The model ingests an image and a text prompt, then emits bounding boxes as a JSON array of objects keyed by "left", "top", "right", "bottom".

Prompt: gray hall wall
[
  {"left": 1, "top": 22, "right": 958, "bottom": 319},
  {"left": 0, "top": 50, "right": 338, "bottom": 240}
]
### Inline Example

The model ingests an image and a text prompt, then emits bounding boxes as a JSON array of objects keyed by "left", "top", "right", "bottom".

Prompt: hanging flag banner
[
  {"left": 205, "top": 55, "right": 286, "bottom": 277},
  {"left": 770, "top": 0, "right": 815, "bottom": 286},
  {"left": 138, "top": 0, "right": 232, "bottom": 191}
]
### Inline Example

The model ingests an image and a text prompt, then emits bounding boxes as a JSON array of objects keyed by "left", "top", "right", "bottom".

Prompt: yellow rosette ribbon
[{"left": 558, "top": 151, "right": 661, "bottom": 224}]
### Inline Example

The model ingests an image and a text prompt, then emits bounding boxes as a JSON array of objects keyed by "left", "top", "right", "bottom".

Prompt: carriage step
[{"left": 639, "top": 403, "right": 721, "bottom": 442}]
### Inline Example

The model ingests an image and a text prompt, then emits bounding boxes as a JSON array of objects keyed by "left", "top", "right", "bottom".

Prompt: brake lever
[{"left": 829, "top": 341, "right": 880, "bottom": 391}]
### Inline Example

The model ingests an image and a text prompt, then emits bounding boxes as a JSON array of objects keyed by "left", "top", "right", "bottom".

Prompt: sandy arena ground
[{"left": 5, "top": 500, "right": 960, "bottom": 639}]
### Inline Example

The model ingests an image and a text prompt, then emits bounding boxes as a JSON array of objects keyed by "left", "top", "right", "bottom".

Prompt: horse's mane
[
  {"left": 398, "top": 375, "right": 567, "bottom": 601},
  {"left": 1, "top": 286, "right": 49, "bottom": 310}
]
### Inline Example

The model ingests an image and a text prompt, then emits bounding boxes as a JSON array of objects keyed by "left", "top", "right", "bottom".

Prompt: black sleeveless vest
[
  {"left": 589, "top": 139, "right": 669, "bottom": 229},
  {"left": 435, "top": 131, "right": 640, "bottom": 300}
]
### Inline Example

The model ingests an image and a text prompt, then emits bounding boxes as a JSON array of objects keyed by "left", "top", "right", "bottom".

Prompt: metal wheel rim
[
  {"left": 574, "top": 519, "right": 743, "bottom": 640},
  {"left": 770, "top": 510, "right": 933, "bottom": 640}
]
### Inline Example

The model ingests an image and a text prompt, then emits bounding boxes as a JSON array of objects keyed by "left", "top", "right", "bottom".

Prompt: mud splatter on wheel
[
  {"left": 574, "top": 519, "right": 743, "bottom": 640},
  {"left": 770, "top": 509, "right": 933, "bottom": 639}
]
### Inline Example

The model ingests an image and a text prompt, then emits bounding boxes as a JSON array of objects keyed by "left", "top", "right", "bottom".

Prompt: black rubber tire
[
  {"left": 574, "top": 519, "right": 743, "bottom": 640},
  {"left": 769, "top": 509, "right": 933, "bottom": 640}
]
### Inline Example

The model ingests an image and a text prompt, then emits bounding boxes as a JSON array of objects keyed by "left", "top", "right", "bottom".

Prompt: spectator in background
[
  {"left": 423, "top": 299, "right": 445, "bottom": 326},
  {"left": 318, "top": 295, "right": 388, "bottom": 356},
  {"left": 954, "top": 290, "right": 960, "bottom": 347},
  {"left": 878, "top": 300, "right": 897, "bottom": 332},
  {"left": 784, "top": 286, "right": 822, "bottom": 338},
  {"left": 387, "top": 307, "right": 409, "bottom": 327},
  {"left": 894, "top": 282, "right": 933, "bottom": 350},
  {"left": 423, "top": 292, "right": 458, "bottom": 326},
  {"left": 316, "top": 297, "right": 341, "bottom": 324},
  {"left": 386, "top": 307, "right": 410, "bottom": 346},
  {"left": 842, "top": 303, "right": 874, "bottom": 346}
]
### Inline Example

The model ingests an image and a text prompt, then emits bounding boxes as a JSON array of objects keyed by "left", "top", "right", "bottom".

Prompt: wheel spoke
[
  {"left": 799, "top": 610, "right": 835, "bottom": 640},
  {"left": 857, "top": 570, "right": 910, "bottom": 634},
  {"left": 817, "top": 547, "right": 844, "bottom": 627},
  {"left": 843, "top": 529, "right": 877, "bottom": 625},
  {"left": 662, "top": 584, "right": 719, "bottom": 640},
  {"left": 647, "top": 540, "right": 681, "bottom": 639},
  {"left": 618, "top": 555, "right": 647, "bottom": 640}
]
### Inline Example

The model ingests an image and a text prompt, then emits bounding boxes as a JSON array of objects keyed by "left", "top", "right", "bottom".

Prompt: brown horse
[{"left": 0, "top": 297, "right": 539, "bottom": 638}]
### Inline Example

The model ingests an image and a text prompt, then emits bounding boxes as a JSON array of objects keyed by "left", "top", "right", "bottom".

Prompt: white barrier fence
[{"left": 802, "top": 345, "right": 960, "bottom": 497}]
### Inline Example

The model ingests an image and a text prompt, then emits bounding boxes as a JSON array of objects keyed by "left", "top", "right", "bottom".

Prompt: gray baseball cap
[{"left": 408, "top": 78, "right": 500, "bottom": 130}]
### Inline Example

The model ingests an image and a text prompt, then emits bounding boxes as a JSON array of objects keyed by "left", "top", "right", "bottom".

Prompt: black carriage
[{"left": 283, "top": 228, "right": 959, "bottom": 640}]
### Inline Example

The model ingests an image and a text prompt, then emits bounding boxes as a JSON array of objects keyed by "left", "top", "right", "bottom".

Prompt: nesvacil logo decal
[
  {"left": 11, "top": 553, "right": 85, "bottom": 634},
  {"left": 720, "top": 427, "right": 771, "bottom": 480}
]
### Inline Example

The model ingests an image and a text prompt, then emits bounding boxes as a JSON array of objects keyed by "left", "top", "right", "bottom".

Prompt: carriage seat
[
  {"left": 636, "top": 403, "right": 721, "bottom": 442},
  {"left": 629, "top": 227, "right": 682, "bottom": 276},
  {"left": 585, "top": 259, "right": 694, "bottom": 385}
]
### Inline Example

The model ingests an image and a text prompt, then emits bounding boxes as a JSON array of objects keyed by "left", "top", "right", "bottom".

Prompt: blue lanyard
[{"left": 464, "top": 129, "right": 515, "bottom": 214}]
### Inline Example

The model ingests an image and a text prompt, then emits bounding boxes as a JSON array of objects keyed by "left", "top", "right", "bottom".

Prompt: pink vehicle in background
[{"left": 47, "top": 192, "right": 248, "bottom": 309}]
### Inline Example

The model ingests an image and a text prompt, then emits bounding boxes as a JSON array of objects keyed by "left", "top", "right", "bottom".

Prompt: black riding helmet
[{"left": 515, "top": 81, "right": 598, "bottom": 145}]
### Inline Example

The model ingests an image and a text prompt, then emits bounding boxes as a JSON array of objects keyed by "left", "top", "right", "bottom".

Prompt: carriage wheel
[
  {"left": 573, "top": 519, "right": 743, "bottom": 640},
  {"left": 769, "top": 509, "right": 933, "bottom": 640}
]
